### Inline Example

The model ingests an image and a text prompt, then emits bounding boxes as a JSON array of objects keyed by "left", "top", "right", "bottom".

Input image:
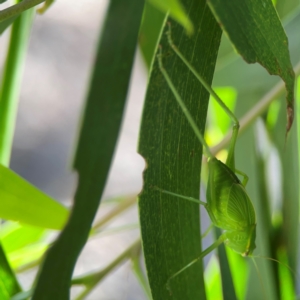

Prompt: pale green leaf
[
  {"left": 0, "top": 164, "right": 68, "bottom": 230},
  {"left": 0, "top": 222, "right": 45, "bottom": 253},
  {"left": 8, "top": 243, "right": 47, "bottom": 270}
]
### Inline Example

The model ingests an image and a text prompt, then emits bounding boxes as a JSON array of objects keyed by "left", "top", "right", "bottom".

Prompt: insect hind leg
[
  {"left": 166, "top": 233, "right": 227, "bottom": 294},
  {"left": 235, "top": 169, "right": 249, "bottom": 186},
  {"left": 154, "top": 186, "right": 207, "bottom": 207},
  {"left": 165, "top": 22, "right": 240, "bottom": 170}
]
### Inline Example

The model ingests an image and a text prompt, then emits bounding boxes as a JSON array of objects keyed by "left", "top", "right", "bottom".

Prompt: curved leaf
[{"left": 208, "top": 0, "right": 295, "bottom": 131}]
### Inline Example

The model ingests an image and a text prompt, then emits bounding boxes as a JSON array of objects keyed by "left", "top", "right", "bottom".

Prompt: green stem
[
  {"left": 92, "top": 196, "right": 136, "bottom": 231},
  {"left": 72, "top": 238, "right": 141, "bottom": 300},
  {"left": 16, "top": 196, "right": 137, "bottom": 274},
  {"left": 0, "top": 5, "right": 34, "bottom": 166},
  {"left": 0, "top": 0, "right": 44, "bottom": 23},
  {"left": 131, "top": 255, "right": 152, "bottom": 299}
]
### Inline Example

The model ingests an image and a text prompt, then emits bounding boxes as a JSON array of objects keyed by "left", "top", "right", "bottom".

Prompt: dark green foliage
[{"left": 138, "top": 1, "right": 222, "bottom": 298}]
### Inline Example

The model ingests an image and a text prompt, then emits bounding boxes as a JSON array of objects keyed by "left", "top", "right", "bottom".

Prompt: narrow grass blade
[
  {"left": 0, "top": 5, "right": 34, "bottom": 298},
  {"left": 0, "top": 7, "right": 33, "bottom": 165},
  {"left": 31, "top": 0, "right": 145, "bottom": 298}
]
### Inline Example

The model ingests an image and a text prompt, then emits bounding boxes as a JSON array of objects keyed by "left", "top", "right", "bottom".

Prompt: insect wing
[
  {"left": 227, "top": 183, "right": 256, "bottom": 228},
  {"left": 207, "top": 158, "right": 239, "bottom": 229}
]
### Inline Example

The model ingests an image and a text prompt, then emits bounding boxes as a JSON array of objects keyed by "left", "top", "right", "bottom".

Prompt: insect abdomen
[{"left": 206, "top": 158, "right": 255, "bottom": 231}]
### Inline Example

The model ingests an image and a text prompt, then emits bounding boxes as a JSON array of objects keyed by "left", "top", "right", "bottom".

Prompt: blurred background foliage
[{"left": 0, "top": 0, "right": 299, "bottom": 299}]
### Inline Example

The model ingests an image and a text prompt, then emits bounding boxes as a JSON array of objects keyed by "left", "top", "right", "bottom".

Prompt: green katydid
[{"left": 156, "top": 23, "right": 257, "bottom": 292}]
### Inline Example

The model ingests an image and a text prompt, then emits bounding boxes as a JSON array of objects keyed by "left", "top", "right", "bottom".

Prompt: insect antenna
[
  {"left": 252, "top": 255, "right": 299, "bottom": 299},
  {"left": 251, "top": 257, "right": 268, "bottom": 300},
  {"left": 252, "top": 255, "right": 298, "bottom": 279}
]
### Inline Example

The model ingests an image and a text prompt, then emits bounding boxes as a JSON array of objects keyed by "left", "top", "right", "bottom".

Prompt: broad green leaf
[
  {"left": 208, "top": 0, "right": 295, "bottom": 132},
  {"left": 0, "top": 164, "right": 68, "bottom": 229},
  {"left": 31, "top": 0, "right": 145, "bottom": 298},
  {"left": 149, "top": 0, "right": 193, "bottom": 35},
  {"left": 138, "top": 0, "right": 222, "bottom": 298}
]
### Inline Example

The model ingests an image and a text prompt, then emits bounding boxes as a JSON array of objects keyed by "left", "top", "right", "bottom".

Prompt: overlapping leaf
[
  {"left": 0, "top": 164, "right": 68, "bottom": 229},
  {"left": 208, "top": 0, "right": 295, "bottom": 131}
]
